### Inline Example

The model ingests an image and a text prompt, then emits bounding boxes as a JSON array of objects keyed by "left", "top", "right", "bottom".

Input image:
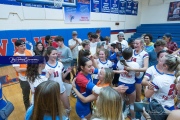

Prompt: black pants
[{"left": 19, "top": 80, "right": 30, "bottom": 110}]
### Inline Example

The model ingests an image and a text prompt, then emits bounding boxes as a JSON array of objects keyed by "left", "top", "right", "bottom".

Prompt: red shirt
[{"left": 167, "top": 41, "right": 178, "bottom": 54}]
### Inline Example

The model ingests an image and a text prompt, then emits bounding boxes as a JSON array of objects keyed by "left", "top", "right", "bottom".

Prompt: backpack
[{"left": 147, "top": 99, "right": 168, "bottom": 120}]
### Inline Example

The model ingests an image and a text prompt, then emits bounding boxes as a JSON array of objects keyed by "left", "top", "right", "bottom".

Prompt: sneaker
[
  {"left": 71, "top": 90, "right": 77, "bottom": 98},
  {"left": 123, "top": 106, "right": 130, "bottom": 118}
]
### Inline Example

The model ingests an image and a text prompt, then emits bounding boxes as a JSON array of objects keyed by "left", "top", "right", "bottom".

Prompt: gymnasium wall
[
  {"left": 140, "top": 0, "right": 180, "bottom": 24},
  {"left": 0, "top": 1, "right": 142, "bottom": 51}
]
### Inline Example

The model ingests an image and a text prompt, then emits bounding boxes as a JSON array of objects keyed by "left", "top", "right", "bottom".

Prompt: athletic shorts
[
  {"left": 75, "top": 100, "right": 91, "bottom": 118},
  {"left": 118, "top": 81, "right": 135, "bottom": 94}
]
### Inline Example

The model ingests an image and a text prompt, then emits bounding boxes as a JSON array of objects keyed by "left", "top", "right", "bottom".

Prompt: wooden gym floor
[{"left": 1, "top": 66, "right": 130, "bottom": 120}]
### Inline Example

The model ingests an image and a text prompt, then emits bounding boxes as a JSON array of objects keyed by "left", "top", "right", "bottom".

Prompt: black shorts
[{"left": 64, "top": 71, "right": 71, "bottom": 80}]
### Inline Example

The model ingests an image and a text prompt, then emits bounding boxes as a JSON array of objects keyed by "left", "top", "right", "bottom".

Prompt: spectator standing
[{"left": 163, "top": 33, "right": 178, "bottom": 54}]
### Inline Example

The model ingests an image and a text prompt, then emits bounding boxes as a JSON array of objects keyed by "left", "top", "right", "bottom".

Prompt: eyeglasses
[{"left": 144, "top": 38, "right": 149, "bottom": 39}]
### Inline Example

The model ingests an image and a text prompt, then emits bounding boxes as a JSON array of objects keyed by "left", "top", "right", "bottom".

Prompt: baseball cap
[
  {"left": 118, "top": 32, "right": 124, "bottom": 36},
  {"left": 72, "top": 31, "right": 77, "bottom": 35},
  {"left": 15, "top": 39, "right": 25, "bottom": 46},
  {"left": 163, "top": 33, "right": 172, "bottom": 38}
]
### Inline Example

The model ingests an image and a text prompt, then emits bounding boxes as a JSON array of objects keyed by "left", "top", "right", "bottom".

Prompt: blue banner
[
  {"left": 64, "top": 1, "right": 90, "bottom": 23},
  {"left": 119, "top": 0, "right": 126, "bottom": 15},
  {"left": 132, "top": 1, "right": 138, "bottom": 15},
  {"left": 101, "top": 0, "right": 110, "bottom": 13},
  {"left": 126, "top": 0, "right": 133, "bottom": 15},
  {"left": 111, "top": 0, "right": 119, "bottom": 14},
  {"left": 0, "top": 0, "right": 21, "bottom": 6},
  {"left": 91, "top": 0, "right": 101, "bottom": 13},
  {"left": 0, "top": 56, "right": 44, "bottom": 64}
]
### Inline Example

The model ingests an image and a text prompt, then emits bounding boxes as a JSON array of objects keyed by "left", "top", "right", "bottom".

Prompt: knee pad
[{"left": 130, "top": 104, "right": 134, "bottom": 111}]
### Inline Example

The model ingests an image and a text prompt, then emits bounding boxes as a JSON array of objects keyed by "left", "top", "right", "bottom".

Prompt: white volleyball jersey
[
  {"left": 144, "top": 65, "right": 163, "bottom": 81},
  {"left": 93, "top": 59, "right": 113, "bottom": 79},
  {"left": 132, "top": 49, "right": 149, "bottom": 68},
  {"left": 152, "top": 74, "right": 176, "bottom": 108},
  {"left": 45, "top": 61, "right": 65, "bottom": 93},
  {"left": 96, "top": 59, "right": 113, "bottom": 69},
  {"left": 28, "top": 69, "right": 48, "bottom": 104},
  {"left": 117, "top": 61, "right": 140, "bottom": 84},
  {"left": 132, "top": 49, "right": 149, "bottom": 78}
]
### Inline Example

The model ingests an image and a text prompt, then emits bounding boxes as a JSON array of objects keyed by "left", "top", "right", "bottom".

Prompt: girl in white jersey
[
  {"left": 93, "top": 48, "right": 113, "bottom": 84},
  {"left": 45, "top": 46, "right": 71, "bottom": 116},
  {"left": 145, "top": 54, "right": 180, "bottom": 112},
  {"left": 126, "top": 38, "right": 149, "bottom": 103},
  {"left": 26, "top": 59, "right": 54, "bottom": 104},
  {"left": 115, "top": 47, "right": 140, "bottom": 120},
  {"left": 142, "top": 50, "right": 168, "bottom": 86}
]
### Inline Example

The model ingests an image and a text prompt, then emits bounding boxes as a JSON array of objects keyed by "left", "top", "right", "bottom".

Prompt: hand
[
  {"left": 115, "top": 48, "right": 119, "bottom": 53},
  {"left": 116, "top": 84, "right": 129, "bottom": 93},
  {"left": 46, "top": 69, "right": 54, "bottom": 78},
  {"left": 89, "top": 55, "right": 94, "bottom": 61},
  {"left": 66, "top": 67, "right": 72, "bottom": 73},
  {"left": 164, "top": 47, "right": 168, "bottom": 51},
  {"left": 48, "top": 69, "right": 54, "bottom": 74},
  {"left": 120, "top": 70, "right": 128, "bottom": 74},
  {"left": 148, "top": 81, "right": 154, "bottom": 90},
  {"left": 72, "top": 78, "right": 76, "bottom": 88}
]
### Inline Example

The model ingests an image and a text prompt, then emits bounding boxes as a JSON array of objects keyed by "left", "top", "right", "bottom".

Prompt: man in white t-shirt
[
  {"left": 90, "top": 34, "right": 99, "bottom": 55},
  {"left": 68, "top": 31, "right": 82, "bottom": 66},
  {"left": 68, "top": 31, "right": 82, "bottom": 77},
  {"left": 112, "top": 32, "right": 128, "bottom": 51}
]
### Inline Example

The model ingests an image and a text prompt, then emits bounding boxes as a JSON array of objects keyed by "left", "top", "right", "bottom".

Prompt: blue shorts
[
  {"left": 118, "top": 81, "right": 135, "bottom": 94},
  {"left": 75, "top": 100, "right": 91, "bottom": 118},
  {"left": 135, "top": 73, "right": 145, "bottom": 84},
  {"left": 135, "top": 77, "right": 143, "bottom": 84}
]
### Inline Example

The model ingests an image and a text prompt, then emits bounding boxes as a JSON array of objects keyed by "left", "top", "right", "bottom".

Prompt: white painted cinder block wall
[
  {"left": 140, "top": 0, "right": 180, "bottom": 24},
  {"left": 0, "top": 1, "right": 142, "bottom": 42}
]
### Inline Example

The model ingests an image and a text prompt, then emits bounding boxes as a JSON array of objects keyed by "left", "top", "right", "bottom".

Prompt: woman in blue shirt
[{"left": 25, "top": 81, "right": 68, "bottom": 120}]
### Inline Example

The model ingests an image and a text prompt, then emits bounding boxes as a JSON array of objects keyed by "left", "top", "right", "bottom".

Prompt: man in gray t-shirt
[{"left": 55, "top": 36, "right": 73, "bottom": 96}]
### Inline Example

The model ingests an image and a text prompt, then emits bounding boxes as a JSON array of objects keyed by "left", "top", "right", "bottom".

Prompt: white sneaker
[{"left": 123, "top": 106, "right": 130, "bottom": 118}]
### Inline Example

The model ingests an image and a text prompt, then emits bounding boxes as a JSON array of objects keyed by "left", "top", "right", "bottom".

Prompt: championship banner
[
  {"left": 167, "top": 1, "right": 180, "bottom": 21},
  {"left": 111, "top": 0, "right": 119, "bottom": 14},
  {"left": 101, "top": 0, "right": 110, "bottom": 13},
  {"left": 91, "top": 0, "right": 101, "bottom": 13},
  {"left": 126, "top": 0, "right": 133, "bottom": 15},
  {"left": 119, "top": 0, "right": 126, "bottom": 15},
  {"left": 64, "top": 0, "right": 90, "bottom": 23},
  {"left": 131, "top": 0, "right": 138, "bottom": 15}
]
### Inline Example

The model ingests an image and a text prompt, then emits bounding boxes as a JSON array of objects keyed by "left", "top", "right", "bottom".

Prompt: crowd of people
[{"left": 0, "top": 29, "right": 180, "bottom": 120}]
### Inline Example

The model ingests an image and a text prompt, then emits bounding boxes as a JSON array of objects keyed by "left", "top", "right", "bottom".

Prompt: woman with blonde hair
[
  {"left": 91, "top": 86, "right": 123, "bottom": 120},
  {"left": 145, "top": 55, "right": 180, "bottom": 112},
  {"left": 25, "top": 81, "right": 68, "bottom": 120}
]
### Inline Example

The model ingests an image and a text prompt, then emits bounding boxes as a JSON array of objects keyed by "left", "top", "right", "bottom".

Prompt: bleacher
[{"left": 129, "top": 23, "right": 180, "bottom": 47}]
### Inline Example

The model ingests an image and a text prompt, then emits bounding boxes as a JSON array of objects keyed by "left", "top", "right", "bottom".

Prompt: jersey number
[
  {"left": 132, "top": 58, "right": 137, "bottom": 62},
  {"left": 168, "top": 84, "right": 175, "bottom": 95},
  {"left": 54, "top": 71, "right": 59, "bottom": 77}
]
